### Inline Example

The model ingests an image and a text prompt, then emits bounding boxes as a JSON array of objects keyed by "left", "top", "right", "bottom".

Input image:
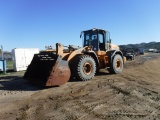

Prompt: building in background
[
  {"left": 0, "top": 51, "right": 12, "bottom": 60},
  {"left": 12, "top": 48, "right": 39, "bottom": 71}
]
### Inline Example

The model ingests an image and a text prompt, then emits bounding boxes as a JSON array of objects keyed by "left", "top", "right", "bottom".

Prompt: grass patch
[
  {"left": 6, "top": 60, "right": 13, "bottom": 69},
  {"left": 0, "top": 72, "right": 7, "bottom": 75}
]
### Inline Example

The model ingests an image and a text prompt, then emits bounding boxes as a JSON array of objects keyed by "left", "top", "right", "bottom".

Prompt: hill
[{"left": 119, "top": 41, "right": 160, "bottom": 51}]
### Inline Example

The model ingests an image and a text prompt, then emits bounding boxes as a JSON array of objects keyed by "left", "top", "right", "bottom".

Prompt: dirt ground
[{"left": 0, "top": 53, "right": 160, "bottom": 120}]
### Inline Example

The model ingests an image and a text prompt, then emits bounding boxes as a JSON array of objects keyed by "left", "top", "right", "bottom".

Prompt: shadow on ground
[
  {"left": 0, "top": 75, "right": 54, "bottom": 91},
  {"left": 0, "top": 70, "right": 111, "bottom": 91},
  {"left": 68, "top": 70, "right": 111, "bottom": 82}
]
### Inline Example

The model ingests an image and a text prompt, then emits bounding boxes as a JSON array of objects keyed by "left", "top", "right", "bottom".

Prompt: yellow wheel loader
[{"left": 23, "top": 28, "right": 126, "bottom": 86}]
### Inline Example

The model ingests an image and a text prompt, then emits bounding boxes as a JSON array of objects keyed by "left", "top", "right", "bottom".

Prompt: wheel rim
[
  {"left": 116, "top": 59, "right": 121, "bottom": 69},
  {"left": 83, "top": 62, "right": 92, "bottom": 75}
]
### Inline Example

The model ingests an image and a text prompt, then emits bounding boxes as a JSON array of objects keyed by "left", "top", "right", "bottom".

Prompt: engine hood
[{"left": 110, "top": 44, "right": 120, "bottom": 51}]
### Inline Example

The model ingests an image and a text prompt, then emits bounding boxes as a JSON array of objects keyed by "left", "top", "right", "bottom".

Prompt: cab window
[{"left": 98, "top": 34, "right": 103, "bottom": 43}]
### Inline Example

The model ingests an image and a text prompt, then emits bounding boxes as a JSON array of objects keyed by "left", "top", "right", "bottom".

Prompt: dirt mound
[{"left": 0, "top": 53, "right": 160, "bottom": 120}]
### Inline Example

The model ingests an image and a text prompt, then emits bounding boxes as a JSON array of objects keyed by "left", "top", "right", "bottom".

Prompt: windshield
[{"left": 83, "top": 30, "right": 98, "bottom": 47}]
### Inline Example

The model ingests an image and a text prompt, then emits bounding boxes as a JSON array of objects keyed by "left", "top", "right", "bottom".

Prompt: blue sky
[{"left": 0, "top": 0, "right": 160, "bottom": 51}]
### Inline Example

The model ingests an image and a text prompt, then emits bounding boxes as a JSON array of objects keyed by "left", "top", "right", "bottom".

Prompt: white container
[{"left": 12, "top": 48, "right": 39, "bottom": 71}]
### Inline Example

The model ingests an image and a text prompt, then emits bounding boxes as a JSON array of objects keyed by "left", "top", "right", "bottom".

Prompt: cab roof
[{"left": 82, "top": 28, "right": 107, "bottom": 32}]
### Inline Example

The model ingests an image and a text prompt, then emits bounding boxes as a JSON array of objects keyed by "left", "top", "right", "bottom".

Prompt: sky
[{"left": 0, "top": 0, "right": 160, "bottom": 51}]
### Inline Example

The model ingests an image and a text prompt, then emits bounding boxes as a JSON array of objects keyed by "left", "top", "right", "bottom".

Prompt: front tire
[
  {"left": 73, "top": 55, "right": 96, "bottom": 81},
  {"left": 108, "top": 54, "right": 123, "bottom": 74}
]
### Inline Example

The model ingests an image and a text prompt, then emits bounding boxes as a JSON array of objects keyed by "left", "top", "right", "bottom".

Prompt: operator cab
[{"left": 80, "top": 28, "right": 111, "bottom": 51}]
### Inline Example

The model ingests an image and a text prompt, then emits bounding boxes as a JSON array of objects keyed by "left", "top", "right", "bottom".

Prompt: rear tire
[
  {"left": 108, "top": 54, "right": 123, "bottom": 74},
  {"left": 73, "top": 55, "right": 96, "bottom": 81}
]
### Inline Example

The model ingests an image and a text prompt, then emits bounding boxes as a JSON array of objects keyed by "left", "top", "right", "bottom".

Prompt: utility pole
[
  {"left": 1, "top": 45, "right": 6, "bottom": 73},
  {"left": 1, "top": 45, "right": 3, "bottom": 60}
]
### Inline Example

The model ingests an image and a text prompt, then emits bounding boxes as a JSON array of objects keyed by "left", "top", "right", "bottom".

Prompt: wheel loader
[{"left": 23, "top": 28, "right": 125, "bottom": 86}]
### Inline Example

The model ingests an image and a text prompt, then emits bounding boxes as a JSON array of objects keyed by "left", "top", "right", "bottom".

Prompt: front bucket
[{"left": 23, "top": 52, "right": 71, "bottom": 86}]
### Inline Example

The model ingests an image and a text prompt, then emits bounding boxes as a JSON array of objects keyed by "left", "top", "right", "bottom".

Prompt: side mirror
[
  {"left": 80, "top": 32, "right": 82, "bottom": 38},
  {"left": 109, "top": 39, "right": 112, "bottom": 43}
]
